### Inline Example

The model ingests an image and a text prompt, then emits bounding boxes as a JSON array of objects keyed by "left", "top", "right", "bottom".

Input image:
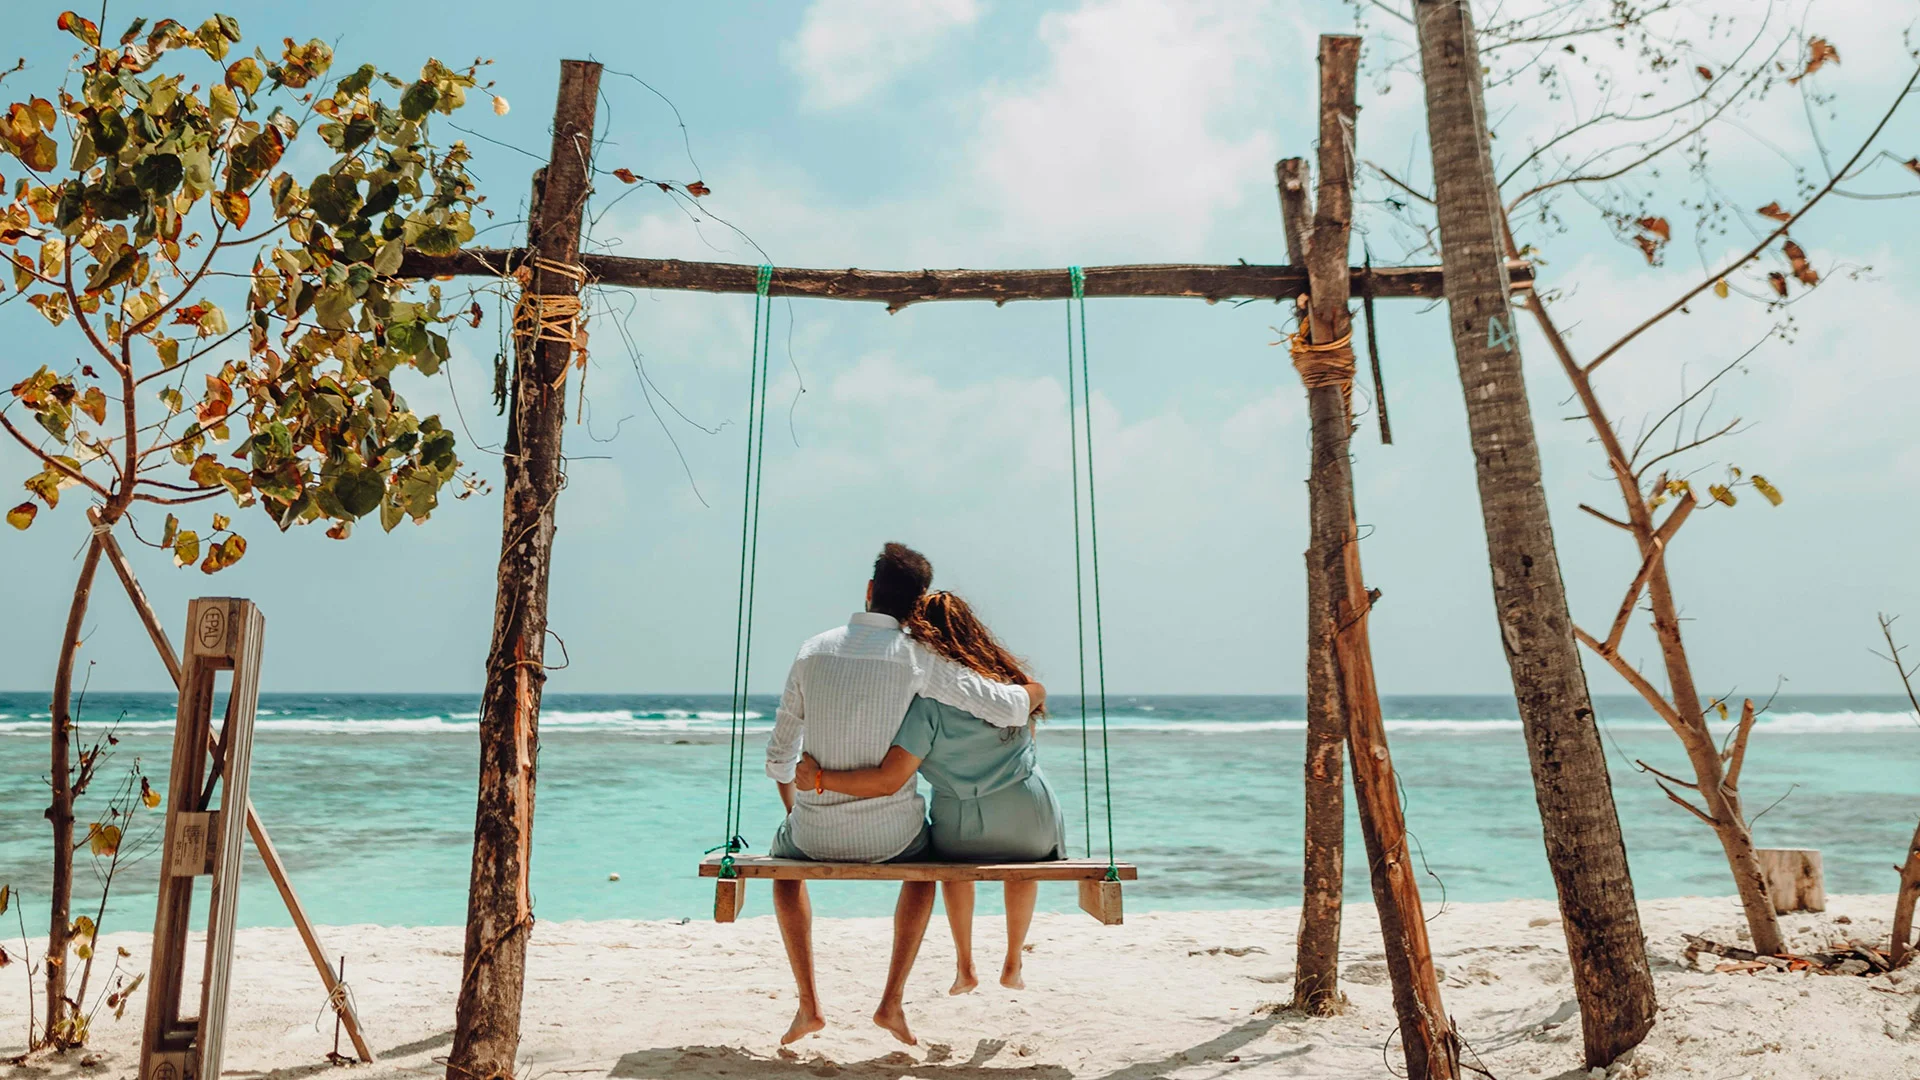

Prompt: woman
[{"left": 796, "top": 591, "right": 1064, "bottom": 994}]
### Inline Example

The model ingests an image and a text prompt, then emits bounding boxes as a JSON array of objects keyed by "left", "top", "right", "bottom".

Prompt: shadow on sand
[{"left": 610, "top": 1013, "right": 1316, "bottom": 1080}]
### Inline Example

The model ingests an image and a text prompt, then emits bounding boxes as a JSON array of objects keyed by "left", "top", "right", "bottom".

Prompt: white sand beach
[{"left": 4, "top": 894, "right": 1915, "bottom": 1080}]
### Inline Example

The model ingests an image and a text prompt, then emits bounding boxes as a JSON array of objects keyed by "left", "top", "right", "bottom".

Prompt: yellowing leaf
[
  {"left": 6, "top": 502, "right": 34, "bottom": 530},
  {"left": 70, "top": 915, "right": 95, "bottom": 941},
  {"left": 1713, "top": 279, "right": 1729, "bottom": 299},
  {"left": 1751, "top": 474, "right": 1783, "bottom": 506},
  {"left": 1757, "top": 201, "right": 1792, "bottom": 223},
  {"left": 75, "top": 943, "right": 92, "bottom": 961},
  {"left": 1708, "top": 483, "right": 1737, "bottom": 506},
  {"left": 226, "top": 56, "right": 264, "bottom": 98},
  {"left": 79, "top": 386, "right": 107, "bottom": 425},
  {"left": 0, "top": 883, "right": 10, "bottom": 915},
  {"left": 212, "top": 513, "right": 230, "bottom": 531},
  {"left": 57, "top": 11, "right": 102, "bottom": 47},
  {"left": 87, "top": 823, "right": 121, "bottom": 857},
  {"left": 212, "top": 191, "right": 250, "bottom": 229},
  {"left": 209, "top": 84, "right": 239, "bottom": 127},
  {"left": 492, "top": 95, "right": 509, "bottom": 115},
  {"left": 1790, "top": 36, "right": 1839, "bottom": 84},
  {"left": 172, "top": 529, "right": 200, "bottom": 567}
]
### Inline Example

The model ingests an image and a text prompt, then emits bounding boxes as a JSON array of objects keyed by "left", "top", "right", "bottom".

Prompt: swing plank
[{"left": 700, "top": 855, "right": 1136, "bottom": 882}]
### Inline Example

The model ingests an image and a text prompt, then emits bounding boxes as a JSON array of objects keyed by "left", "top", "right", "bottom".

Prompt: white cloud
[
  {"left": 784, "top": 0, "right": 982, "bottom": 110},
  {"left": 964, "top": 0, "right": 1298, "bottom": 259}
]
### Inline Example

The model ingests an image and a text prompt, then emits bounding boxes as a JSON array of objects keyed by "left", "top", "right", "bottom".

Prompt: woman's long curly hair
[{"left": 907, "top": 591, "right": 1036, "bottom": 704}]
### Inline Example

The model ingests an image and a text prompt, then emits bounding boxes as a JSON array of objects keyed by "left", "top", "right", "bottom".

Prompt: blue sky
[{"left": 2, "top": 0, "right": 1915, "bottom": 696}]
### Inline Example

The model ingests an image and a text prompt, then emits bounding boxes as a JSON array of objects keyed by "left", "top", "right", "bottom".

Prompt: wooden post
[
  {"left": 449, "top": 58, "right": 602, "bottom": 1080},
  {"left": 1291, "top": 37, "right": 1455, "bottom": 1077},
  {"left": 91, "top": 511, "right": 373, "bottom": 1062},
  {"left": 1756, "top": 849, "right": 1825, "bottom": 913},
  {"left": 1892, "top": 820, "right": 1920, "bottom": 968},
  {"left": 1279, "top": 150, "right": 1346, "bottom": 1016},
  {"left": 140, "top": 599, "right": 265, "bottom": 1080},
  {"left": 1412, "top": 1, "right": 1657, "bottom": 1066}
]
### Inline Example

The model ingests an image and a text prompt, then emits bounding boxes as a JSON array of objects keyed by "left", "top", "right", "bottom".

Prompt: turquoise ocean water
[{"left": 0, "top": 692, "right": 1914, "bottom": 936}]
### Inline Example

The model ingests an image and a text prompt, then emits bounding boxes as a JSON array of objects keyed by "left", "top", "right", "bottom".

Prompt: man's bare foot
[
  {"left": 781, "top": 1006, "right": 826, "bottom": 1045},
  {"left": 950, "top": 968, "right": 978, "bottom": 996},
  {"left": 872, "top": 1002, "right": 916, "bottom": 1046},
  {"left": 1000, "top": 962, "right": 1025, "bottom": 990}
]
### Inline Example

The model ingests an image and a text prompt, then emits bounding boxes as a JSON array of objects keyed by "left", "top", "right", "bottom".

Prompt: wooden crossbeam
[{"left": 401, "top": 248, "right": 1532, "bottom": 309}]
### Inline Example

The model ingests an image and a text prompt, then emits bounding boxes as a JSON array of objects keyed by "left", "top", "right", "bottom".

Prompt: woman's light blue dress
[{"left": 894, "top": 695, "right": 1066, "bottom": 862}]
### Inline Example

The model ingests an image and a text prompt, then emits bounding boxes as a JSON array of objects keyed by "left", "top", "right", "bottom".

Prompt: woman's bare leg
[
  {"left": 941, "top": 880, "right": 979, "bottom": 994},
  {"left": 1001, "top": 881, "right": 1037, "bottom": 988}
]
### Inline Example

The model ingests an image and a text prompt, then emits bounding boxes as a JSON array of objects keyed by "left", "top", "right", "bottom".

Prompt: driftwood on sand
[{"left": 1680, "top": 933, "right": 1897, "bottom": 976}]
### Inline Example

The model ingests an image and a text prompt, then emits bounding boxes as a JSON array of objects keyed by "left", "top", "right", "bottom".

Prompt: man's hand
[{"left": 795, "top": 752, "right": 822, "bottom": 793}]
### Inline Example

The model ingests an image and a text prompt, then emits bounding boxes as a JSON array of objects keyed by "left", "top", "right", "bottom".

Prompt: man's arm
[
  {"left": 765, "top": 659, "right": 806, "bottom": 785},
  {"left": 918, "top": 651, "right": 1040, "bottom": 728}
]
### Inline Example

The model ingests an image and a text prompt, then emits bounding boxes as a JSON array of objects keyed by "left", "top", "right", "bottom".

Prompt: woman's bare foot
[
  {"left": 950, "top": 966, "right": 979, "bottom": 995},
  {"left": 781, "top": 1006, "right": 826, "bottom": 1045},
  {"left": 872, "top": 1001, "right": 917, "bottom": 1045},
  {"left": 1000, "top": 960, "right": 1025, "bottom": 990}
]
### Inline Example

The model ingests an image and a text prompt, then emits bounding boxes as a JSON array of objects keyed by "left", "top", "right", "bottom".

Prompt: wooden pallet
[
  {"left": 92, "top": 514, "right": 372, "bottom": 1065},
  {"left": 699, "top": 855, "right": 1135, "bottom": 925},
  {"left": 139, "top": 599, "right": 264, "bottom": 1080}
]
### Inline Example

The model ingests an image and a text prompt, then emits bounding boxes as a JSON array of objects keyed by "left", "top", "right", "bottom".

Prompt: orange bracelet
[{"left": 814, "top": 772, "right": 825, "bottom": 795}]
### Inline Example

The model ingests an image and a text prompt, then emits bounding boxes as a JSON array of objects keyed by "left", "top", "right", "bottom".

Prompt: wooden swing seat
[{"left": 700, "top": 855, "right": 1136, "bottom": 925}]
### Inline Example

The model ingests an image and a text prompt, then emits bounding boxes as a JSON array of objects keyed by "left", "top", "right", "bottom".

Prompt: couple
[{"left": 762, "top": 543, "right": 1066, "bottom": 1046}]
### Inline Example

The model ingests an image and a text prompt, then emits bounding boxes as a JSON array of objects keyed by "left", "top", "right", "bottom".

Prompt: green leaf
[
  {"left": 333, "top": 468, "right": 385, "bottom": 518},
  {"left": 373, "top": 237, "right": 404, "bottom": 276},
  {"left": 158, "top": 386, "right": 183, "bottom": 414},
  {"left": 308, "top": 173, "right": 361, "bottom": 227},
  {"left": 5, "top": 502, "right": 34, "bottom": 530},
  {"left": 378, "top": 491, "right": 404, "bottom": 532},
  {"left": 209, "top": 84, "right": 239, "bottom": 127},
  {"left": 399, "top": 80, "right": 441, "bottom": 122},
  {"left": 87, "top": 110, "right": 128, "bottom": 156},
  {"left": 133, "top": 152, "right": 184, "bottom": 197}
]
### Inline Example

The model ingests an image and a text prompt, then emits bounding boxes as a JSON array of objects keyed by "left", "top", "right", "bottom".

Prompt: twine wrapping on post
[
  {"left": 510, "top": 257, "right": 593, "bottom": 419},
  {"left": 1288, "top": 328, "right": 1357, "bottom": 415}
]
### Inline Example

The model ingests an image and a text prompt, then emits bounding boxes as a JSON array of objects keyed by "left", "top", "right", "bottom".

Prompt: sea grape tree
[{"left": 0, "top": 10, "right": 494, "bottom": 1048}]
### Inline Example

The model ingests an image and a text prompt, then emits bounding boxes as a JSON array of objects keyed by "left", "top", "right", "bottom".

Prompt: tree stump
[{"left": 1757, "top": 849, "right": 1825, "bottom": 913}]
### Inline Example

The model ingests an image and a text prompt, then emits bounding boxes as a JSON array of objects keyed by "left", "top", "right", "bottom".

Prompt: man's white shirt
[{"left": 764, "top": 611, "right": 1032, "bottom": 861}]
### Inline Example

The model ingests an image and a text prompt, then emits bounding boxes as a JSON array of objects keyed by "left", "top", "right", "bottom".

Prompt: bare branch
[
  {"left": 1585, "top": 63, "right": 1920, "bottom": 374},
  {"left": 1579, "top": 502, "right": 1633, "bottom": 531},
  {"left": 0, "top": 411, "right": 113, "bottom": 500},
  {"left": 1723, "top": 698, "right": 1758, "bottom": 789},
  {"left": 1656, "top": 779, "right": 1720, "bottom": 827},
  {"left": 1574, "top": 624, "right": 1683, "bottom": 733},
  {"left": 1633, "top": 758, "right": 1699, "bottom": 790}
]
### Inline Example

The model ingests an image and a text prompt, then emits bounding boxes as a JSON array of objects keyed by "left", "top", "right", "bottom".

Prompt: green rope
[
  {"left": 720, "top": 264, "right": 775, "bottom": 876},
  {"left": 1065, "top": 266, "right": 1118, "bottom": 877},
  {"left": 1064, "top": 269, "right": 1092, "bottom": 859}
]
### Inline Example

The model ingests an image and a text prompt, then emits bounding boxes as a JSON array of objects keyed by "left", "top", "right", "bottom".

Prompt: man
[{"left": 763, "top": 543, "right": 1044, "bottom": 1046}]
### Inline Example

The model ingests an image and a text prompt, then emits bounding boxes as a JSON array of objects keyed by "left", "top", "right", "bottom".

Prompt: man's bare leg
[
  {"left": 873, "top": 881, "right": 936, "bottom": 1045},
  {"left": 1000, "top": 881, "right": 1037, "bottom": 989},
  {"left": 773, "top": 880, "right": 826, "bottom": 1043},
  {"left": 941, "top": 881, "right": 979, "bottom": 995}
]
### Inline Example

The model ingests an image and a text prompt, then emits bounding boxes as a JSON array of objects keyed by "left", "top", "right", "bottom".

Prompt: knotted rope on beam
[
  {"left": 1288, "top": 328, "right": 1356, "bottom": 415},
  {"left": 510, "top": 257, "right": 593, "bottom": 420}
]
